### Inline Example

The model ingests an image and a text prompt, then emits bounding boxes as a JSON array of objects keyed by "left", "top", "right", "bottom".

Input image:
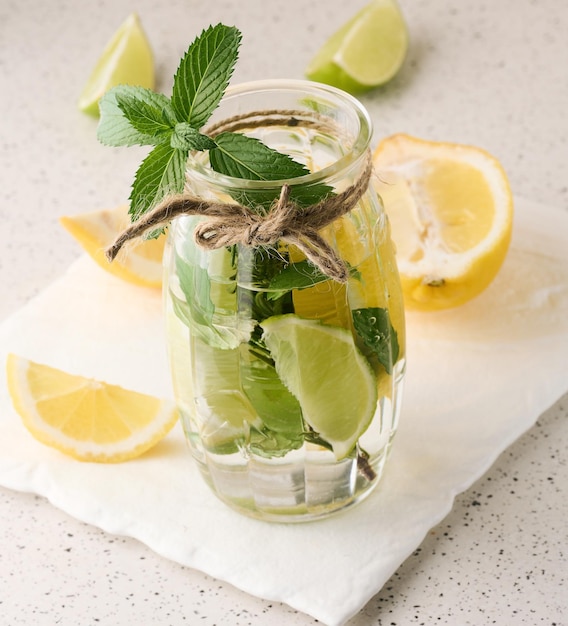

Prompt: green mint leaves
[
  {"left": 129, "top": 144, "right": 188, "bottom": 221},
  {"left": 209, "top": 132, "right": 310, "bottom": 181},
  {"left": 209, "top": 133, "right": 333, "bottom": 208},
  {"left": 97, "top": 24, "right": 242, "bottom": 220},
  {"left": 111, "top": 88, "right": 177, "bottom": 142},
  {"left": 171, "top": 25, "right": 241, "bottom": 129},
  {"left": 97, "top": 86, "right": 174, "bottom": 147},
  {"left": 352, "top": 307, "right": 400, "bottom": 374},
  {"left": 171, "top": 123, "right": 216, "bottom": 151},
  {"left": 97, "top": 23, "right": 332, "bottom": 221}
]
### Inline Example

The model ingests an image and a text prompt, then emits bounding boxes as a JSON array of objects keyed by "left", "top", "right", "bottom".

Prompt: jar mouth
[{"left": 186, "top": 79, "right": 372, "bottom": 191}]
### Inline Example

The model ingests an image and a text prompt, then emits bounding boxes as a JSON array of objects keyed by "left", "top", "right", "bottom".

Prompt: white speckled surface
[{"left": 1, "top": 0, "right": 567, "bottom": 624}]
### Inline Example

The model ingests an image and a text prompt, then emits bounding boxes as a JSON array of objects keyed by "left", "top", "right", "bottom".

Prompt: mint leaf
[
  {"left": 210, "top": 132, "right": 309, "bottom": 180},
  {"left": 249, "top": 426, "right": 304, "bottom": 458},
  {"left": 242, "top": 359, "right": 304, "bottom": 435},
  {"left": 352, "top": 307, "right": 400, "bottom": 374},
  {"left": 115, "top": 89, "right": 176, "bottom": 142},
  {"left": 170, "top": 123, "right": 217, "bottom": 151},
  {"left": 97, "top": 86, "right": 174, "bottom": 147},
  {"left": 266, "top": 260, "right": 330, "bottom": 299},
  {"left": 129, "top": 144, "right": 187, "bottom": 220},
  {"left": 171, "top": 24, "right": 241, "bottom": 129},
  {"left": 266, "top": 261, "right": 361, "bottom": 300},
  {"left": 210, "top": 132, "right": 333, "bottom": 209},
  {"left": 172, "top": 269, "right": 238, "bottom": 350},
  {"left": 175, "top": 253, "right": 214, "bottom": 327}
]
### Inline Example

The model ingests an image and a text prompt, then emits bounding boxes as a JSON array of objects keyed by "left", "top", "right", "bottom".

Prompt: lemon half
[{"left": 373, "top": 134, "right": 514, "bottom": 310}]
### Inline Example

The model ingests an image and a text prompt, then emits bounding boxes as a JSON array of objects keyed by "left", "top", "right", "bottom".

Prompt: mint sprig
[
  {"left": 98, "top": 24, "right": 243, "bottom": 220},
  {"left": 97, "top": 23, "right": 332, "bottom": 222}
]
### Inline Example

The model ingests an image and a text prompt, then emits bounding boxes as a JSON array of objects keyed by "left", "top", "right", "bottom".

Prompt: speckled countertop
[{"left": 1, "top": 0, "right": 567, "bottom": 624}]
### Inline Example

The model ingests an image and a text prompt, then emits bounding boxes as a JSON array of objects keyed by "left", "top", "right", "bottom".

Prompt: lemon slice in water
[{"left": 78, "top": 13, "right": 154, "bottom": 116}]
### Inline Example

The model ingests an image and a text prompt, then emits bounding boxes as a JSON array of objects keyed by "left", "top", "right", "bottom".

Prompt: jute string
[{"left": 105, "top": 111, "right": 373, "bottom": 283}]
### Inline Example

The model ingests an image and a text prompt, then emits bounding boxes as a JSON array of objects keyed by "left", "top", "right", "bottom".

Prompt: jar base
[{"left": 194, "top": 444, "right": 391, "bottom": 523}]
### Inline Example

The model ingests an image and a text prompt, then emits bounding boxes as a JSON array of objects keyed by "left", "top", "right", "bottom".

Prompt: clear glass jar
[{"left": 163, "top": 80, "right": 405, "bottom": 522}]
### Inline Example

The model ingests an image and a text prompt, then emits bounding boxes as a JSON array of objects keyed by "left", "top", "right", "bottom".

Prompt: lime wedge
[
  {"left": 78, "top": 13, "right": 154, "bottom": 116},
  {"left": 305, "top": 0, "right": 408, "bottom": 93},
  {"left": 260, "top": 315, "right": 377, "bottom": 459}
]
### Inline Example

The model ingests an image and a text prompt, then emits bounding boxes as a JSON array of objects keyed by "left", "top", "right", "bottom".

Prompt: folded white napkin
[{"left": 1, "top": 197, "right": 567, "bottom": 626}]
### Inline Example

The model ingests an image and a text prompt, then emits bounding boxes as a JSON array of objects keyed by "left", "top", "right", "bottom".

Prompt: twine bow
[{"left": 106, "top": 152, "right": 373, "bottom": 284}]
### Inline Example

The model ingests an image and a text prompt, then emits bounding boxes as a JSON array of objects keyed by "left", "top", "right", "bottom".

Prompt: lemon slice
[
  {"left": 305, "top": 0, "right": 408, "bottom": 93},
  {"left": 60, "top": 204, "right": 165, "bottom": 288},
  {"left": 260, "top": 315, "right": 376, "bottom": 459},
  {"left": 6, "top": 354, "right": 178, "bottom": 463},
  {"left": 373, "top": 133, "right": 514, "bottom": 310},
  {"left": 78, "top": 13, "right": 154, "bottom": 116}
]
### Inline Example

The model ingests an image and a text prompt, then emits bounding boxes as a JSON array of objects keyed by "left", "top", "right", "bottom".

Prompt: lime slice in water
[
  {"left": 305, "top": 0, "right": 408, "bottom": 94},
  {"left": 78, "top": 13, "right": 154, "bottom": 116},
  {"left": 260, "top": 315, "right": 377, "bottom": 459}
]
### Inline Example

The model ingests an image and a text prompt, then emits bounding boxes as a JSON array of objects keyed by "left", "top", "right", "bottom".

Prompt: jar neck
[{"left": 186, "top": 79, "right": 372, "bottom": 194}]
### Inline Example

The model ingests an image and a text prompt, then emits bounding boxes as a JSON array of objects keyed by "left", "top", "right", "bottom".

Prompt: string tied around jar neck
[{"left": 105, "top": 113, "right": 374, "bottom": 284}]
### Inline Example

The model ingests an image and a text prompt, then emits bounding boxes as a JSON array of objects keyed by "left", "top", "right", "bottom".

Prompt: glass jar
[{"left": 163, "top": 80, "right": 405, "bottom": 522}]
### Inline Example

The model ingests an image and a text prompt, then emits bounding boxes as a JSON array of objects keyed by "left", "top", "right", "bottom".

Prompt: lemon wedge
[
  {"left": 6, "top": 354, "right": 178, "bottom": 463},
  {"left": 60, "top": 204, "right": 165, "bottom": 288},
  {"left": 373, "top": 133, "right": 514, "bottom": 310},
  {"left": 78, "top": 13, "right": 154, "bottom": 116}
]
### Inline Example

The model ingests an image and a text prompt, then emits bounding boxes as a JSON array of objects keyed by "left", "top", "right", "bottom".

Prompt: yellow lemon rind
[
  {"left": 59, "top": 208, "right": 164, "bottom": 288},
  {"left": 373, "top": 133, "right": 514, "bottom": 311},
  {"left": 6, "top": 354, "right": 178, "bottom": 463}
]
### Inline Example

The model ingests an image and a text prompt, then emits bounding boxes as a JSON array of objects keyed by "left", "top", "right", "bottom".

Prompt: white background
[{"left": 1, "top": 0, "right": 567, "bottom": 624}]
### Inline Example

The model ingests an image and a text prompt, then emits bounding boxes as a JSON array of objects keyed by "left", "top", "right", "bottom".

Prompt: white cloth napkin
[{"left": 1, "top": 197, "right": 567, "bottom": 626}]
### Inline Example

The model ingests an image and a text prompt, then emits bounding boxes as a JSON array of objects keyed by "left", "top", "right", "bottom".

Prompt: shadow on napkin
[{"left": 406, "top": 203, "right": 568, "bottom": 344}]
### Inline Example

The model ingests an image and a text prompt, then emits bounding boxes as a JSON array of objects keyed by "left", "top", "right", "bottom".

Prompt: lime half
[
  {"left": 78, "top": 13, "right": 154, "bottom": 116},
  {"left": 305, "top": 0, "right": 408, "bottom": 94},
  {"left": 261, "top": 315, "right": 377, "bottom": 459}
]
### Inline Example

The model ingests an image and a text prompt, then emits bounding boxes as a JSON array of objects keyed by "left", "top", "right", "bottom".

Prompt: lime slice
[
  {"left": 260, "top": 315, "right": 377, "bottom": 459},
  {"left": 305, "top": 0, "right": 408, "bottom": 93},
  {"left": 78, "top": 13, "right": 154, "bottom": 116}
]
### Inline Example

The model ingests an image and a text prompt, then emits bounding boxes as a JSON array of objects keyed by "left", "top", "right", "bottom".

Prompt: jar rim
[{"left": 186, "top": 78, "right": 372, "bottom": 191}]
